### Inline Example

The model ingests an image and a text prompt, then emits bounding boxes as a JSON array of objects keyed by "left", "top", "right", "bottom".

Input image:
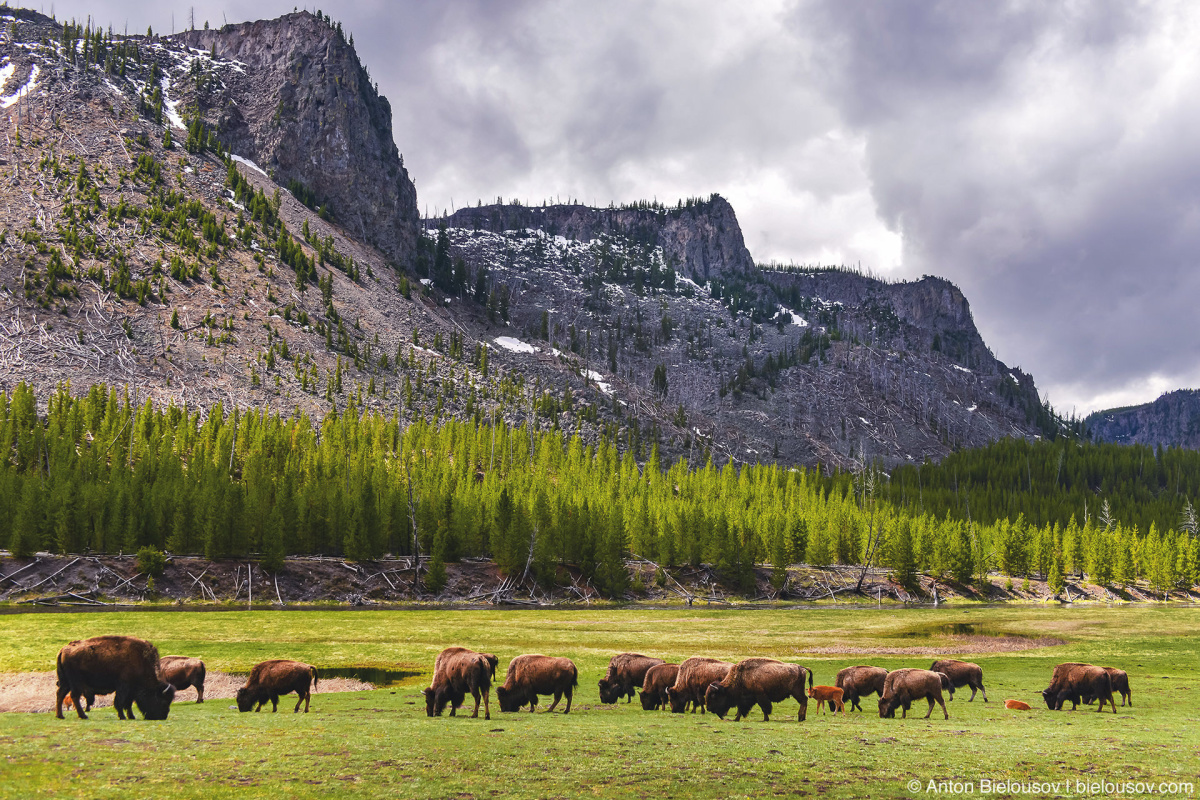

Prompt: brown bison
[
  {"left": 235, "top": 660, "right": 318, "bottom": 713},
  {"left": 835, "top": 665, "right": 888, "bottom": 712},
  {"left": 878, "top": 669, "right": 949, "bottom": 719},
  {"left": 496, "top": 654, "right": 578, "bottom": 713},
  {"left": 667, "top": 657, "right": 734, "bottom": 714},
  {"left": 423, "top": 646, "right": 496, "bottom": 720},
  {"left": 1082, "top": 667, "right": 1132, "bottom": 707},
  {"left": 808, "top": 685, "right": 845, "bottom": 714},
  {"left": 55, "top": 635, "right": 175, "bottom": 721},
  {"left": 1005, "top": 699, "right": 1032, "bottom": 711},
  {"left": 1042, "top": 663, "right": 1116, "bottom": 713},
  {"left": 639, "top": 663, "right": 680, "bottom": 711},
  {"left": 704, "top": 658, "right": 813, "bottom": 722},
  {"left": 931, "top": 659, "right": 988, "bottom": 702},
  {"left": 598, "top": 653, "right": 665, "bottom": 704},
  {"left": 159, "top": 656, "right": 206, "bottom": 703}
]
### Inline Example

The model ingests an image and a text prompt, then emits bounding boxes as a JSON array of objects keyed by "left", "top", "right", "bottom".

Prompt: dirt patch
[
  {"left": 0, "top": 670, "right": 376, "bottom": 713},
  {"left": 798, "top": 634, "right": 1066, "bottom": 656}
]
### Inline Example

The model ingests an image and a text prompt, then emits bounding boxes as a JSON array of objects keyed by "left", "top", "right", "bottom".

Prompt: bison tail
[
  {"left": 807, "top": 668, "right": 813, "bottom": 690},
  {"left": 310, "top": 666, "right": 318, "bottom": 690},
  {"left": 572, "top": 666, "right": 579, "bottom": 688}
]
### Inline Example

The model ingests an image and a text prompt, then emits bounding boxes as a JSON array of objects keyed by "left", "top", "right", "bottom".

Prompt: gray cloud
[{"left": 42, "top": 1, "right": 1200, "bottom": 413}]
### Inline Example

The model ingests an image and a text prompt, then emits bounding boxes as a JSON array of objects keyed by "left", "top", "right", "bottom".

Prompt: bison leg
[
  {"left": 196, "top": 683, "right": 204, "bottom": 704},
  {"left": 529, "top": 694, "right": 539, "bottom": 712},
  {"left": 837, "top": 698, "right": 845, "bottom": 715},
  {"left": 271, "top": 694, "right": 280, "bottom": 712},
  {"left": 547, "top": 692, "right": 562, "bottom": 712},
  {"left": 797, "top": 695, "right": 807, "bottom": 722},
  {"left": 564, "top": 687, "right": 572, "bottom": 714},
  {"left": 294, "top": 691, "right": 306, "bottom": 713},
  {"left": 114, "top": 688, "right": 130, "bottom": 720},
  {"left": 759, "top": 699, "right": 772, "bottom": 722},
  {"left": 483, "top": 688, "right": 491, "bottom": 721},
  {"left": 469, "top": 687, "right": 481, "bottom": 718}
]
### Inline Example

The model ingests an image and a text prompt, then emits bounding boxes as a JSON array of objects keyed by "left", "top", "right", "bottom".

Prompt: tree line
[{"left": 0, "top": 384, "right": 1196, "bottom": 597}]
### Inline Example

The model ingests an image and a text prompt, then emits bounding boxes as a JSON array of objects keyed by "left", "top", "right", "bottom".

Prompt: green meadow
[{"left": 0, "top": 605, "right": 1196, "bottom": 799}]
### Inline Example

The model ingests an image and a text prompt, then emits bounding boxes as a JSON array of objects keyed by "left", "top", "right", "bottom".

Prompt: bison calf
[
  {"left": 496, "top": 655, "right": 578, "bottom": 713},
  {"left": 835, "top": 665, "right": 888, "bottom": 712},
  {"left": 931, "top": 659, "right": 988, "bottom": 702},
  {"left": 236, "top": 660, "right": 318, "bottom": 713},
  {"left": 159, "top": 656, "right": 206, "bottom": 703},
  {"left": 640, "top": 663, "right": 680, "bottom": 711},
  {"left": 878, "top": 669, "right": 949, "bottom": 720},
  {"left": 1005, "top": 699, "right": 1032, "bottom": 711},
  {"left": 55, "top": 635, "right": 175, "bottom": 721},
  {"left": 704, "top": 658, "right": 812, "bottom": 723},
  {"left": 667, "top": 657, "right": 734, "bottom": 714},
  {"left": 599, "top": 653, "right": 664, "bottom": 704},
  {"left": 808, "top": 685, "right": 845, "bottom": 715},
  {"left": 423, "top": 647, "right": 496, "bottom": 720}
]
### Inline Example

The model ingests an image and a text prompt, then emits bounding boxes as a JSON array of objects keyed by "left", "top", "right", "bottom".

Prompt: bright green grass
[{"left": 0, "top": 605, "right": 1197, "bottom": 799}]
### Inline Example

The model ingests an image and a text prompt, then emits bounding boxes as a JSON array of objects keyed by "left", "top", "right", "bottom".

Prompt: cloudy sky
[{"left": 45, "top": 0, "right": 1200, "bottom": 415}]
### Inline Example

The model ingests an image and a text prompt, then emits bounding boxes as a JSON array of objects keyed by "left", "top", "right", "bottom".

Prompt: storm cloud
[{"left": 44, "top": 0, "right": 1200, "bottom": 414}]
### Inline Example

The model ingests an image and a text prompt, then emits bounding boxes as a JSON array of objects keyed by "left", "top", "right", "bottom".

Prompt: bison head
[
  {"left": 704, "top": 683, "right": 733, "bottom": 720},
  {"left": 496, "top": 685, "right": 530, "bottom": 713},
  {"left": 597, "top": 679, "right": 622, "bottom": 705},
  {"left": 639, "top": 688, "right": 660, "bottom": 711},
  {"left": 134, "top": 682, "right": 176, "bottom": 720},
  {"left": 1041, "top": 688, "right": 1058, "bottom": 710},
  {"left": 878, "top": 696, "right": 898, "bottom": 718},
  {"left": 235, "top": 687, "right": 257, "bottom": 713},
  {"left": 666, "top": 686, "right": 689, "bottom": 714}
]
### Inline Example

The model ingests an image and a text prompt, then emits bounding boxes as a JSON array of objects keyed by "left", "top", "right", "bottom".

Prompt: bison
[
  {"left": 704, "top": 658, "right": 813, "bottom": 722},
  {"left": 930, "top": 659, "right": 988, "bottom": 702},
  {"left": 1082, "top": 667, "right": 1132, "bottom": 707},
  {"left": 159, "top": 656, "right": 206, "bottom": 703},
  {"left": 598, "top": 653, "right": 665, "bottom": 704},
  {"left": 835, "top": 665, "right": 888, "bottom": 712},
  {"left": 423, "top": 646, "right": 496, "bottom": 720},
  {"left": 808, "top": 685, "right": 845, "bottom": 714},
  {"left": 639, "top": 663, "right": 680, "bottom": 711},
  {"left": 667, "top": 657, "right": 734, "bottom": 714},
  {"left": 496, "top": 654, "right": 578, "bottom": 713},
  {"left": 55, "top": 635, "right": 175, "bottom": 721},
  {"left": 1042, "top": 663, "right": 1116, "bottom": 713},
  {"left": 235, "top": 660, "right": 318, "bottom": 713},
  {"left": 1005, "top": 699, "right": 1032, "bottom": 711},
  {"left": 878, "top": 669, "right": 949, "bottom": 719}
]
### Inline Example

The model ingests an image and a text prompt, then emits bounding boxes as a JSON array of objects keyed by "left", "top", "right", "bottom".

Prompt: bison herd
[{"left": 50, "top": 635, "right": 1133, "bottom": 724}]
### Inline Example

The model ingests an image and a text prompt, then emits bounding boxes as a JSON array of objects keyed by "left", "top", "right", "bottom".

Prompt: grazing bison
[
  {"left": 496, "top": 654, "right": 578, "bottom": 713},
  {"left": 878, "top": 669, "right": 949, "bottom": 719},
  {"left": 599, "top": 653, "right": 665, "bottom": 704},
  {"left": 55, "top": 635, "right": 175, "bottom": 721},
  {"left": 159, "top": 656, "right": 206, "bottom": 703},
  {"left": 835, "top": 665, "right": 888, "bottom": 712},
  {"left": 235, "top": 660, "right": 318, "bottom": 713},
  {"left": 1005, "top": 699, "right": 1032, "bottom": 711},
  {"left": 930, "top": 659, "right": 988, "bottom": 702},
  {"left": 1041, "top": 663, "right": 1116, "bottom": 713},
  {"left": 704, "top": 658, "right": 813, "bottom": 722},
  {"left": 423, "top": 646, "right": 495, "bottom": 720},
  {"left": 667, "top": 657, "right": 734, "bottom": 714},
  {"left": 808, "top": 685, "right": 845, "bottom": 714},
  {"left": 640, "top": 663, "right": 680, "bottom": 711}
]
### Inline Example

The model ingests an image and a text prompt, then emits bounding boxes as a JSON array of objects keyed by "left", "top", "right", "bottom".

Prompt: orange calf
[
  {"left": 807, "top": 685, "right": 845, "bottom": 714},
  {"left": 1004, "top": 699, "right": 1032, "bottom": 711}
]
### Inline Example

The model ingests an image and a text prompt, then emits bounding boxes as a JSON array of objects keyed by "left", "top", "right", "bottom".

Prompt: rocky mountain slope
[
  {"left": 1086, "top": 389, "right": 1200, "bottom": 449},
  {"left": 0, "top": 7, "right": 1055, "bottom": 469}
]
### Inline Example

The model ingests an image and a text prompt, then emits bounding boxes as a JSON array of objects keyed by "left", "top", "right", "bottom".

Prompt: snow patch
[
  {"left": 952, "top": 364, "right": 971, "bottom": 373},
  {"left": 967, "top": 404, "right": 977, "bottom": 412},
  {"left": 779, "top": 305, "right": 808, "bottom": 327},
  {"left": 585, "top": 369, "right": 613, "bottom": 395},
  {"left": 494, "top": 336, "right": 538, "bottom": 354},
  {"left": 0, "top": 62, "right": 17, "bottom": 94},
  {"left": 1, "top": 64, "right": 38, "bottom": 108},
  {"left": 160, "top": 77, "right": 186, "bottom": 130},
  {"left": 230, "top": 154, "right": 268, "bottom": 177}
]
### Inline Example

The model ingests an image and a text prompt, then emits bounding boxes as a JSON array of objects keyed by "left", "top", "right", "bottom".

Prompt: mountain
[
  {"left": 1086, "top": 389, "right": 1200, "bottom": 449},
  {"left": 0, "top": 8, "right": 1056, "bottom": 469}
]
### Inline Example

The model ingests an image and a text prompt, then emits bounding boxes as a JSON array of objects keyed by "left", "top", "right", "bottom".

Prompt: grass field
[{"left": 0, "top": 605, "right": 1196, "bottom": 799}]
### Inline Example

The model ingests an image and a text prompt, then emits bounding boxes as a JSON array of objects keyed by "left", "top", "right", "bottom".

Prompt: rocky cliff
[
  {"left": 174, "top": 12, "right": 420, "bottom": 268},
  {"left": 1087, "top": 390, "right": 1200, "bottom": 449}
]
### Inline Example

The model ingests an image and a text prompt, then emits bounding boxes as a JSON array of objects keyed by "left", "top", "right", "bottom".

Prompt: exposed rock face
[
  {"left": 1087, "top": 390, "right": 1200, "bottom": 449},
  {"left": 175, "top": 12, "right": 419, "bottom": 267},
  {"left": 435, "top": 195, "right": 754, "bottom": 280}
]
